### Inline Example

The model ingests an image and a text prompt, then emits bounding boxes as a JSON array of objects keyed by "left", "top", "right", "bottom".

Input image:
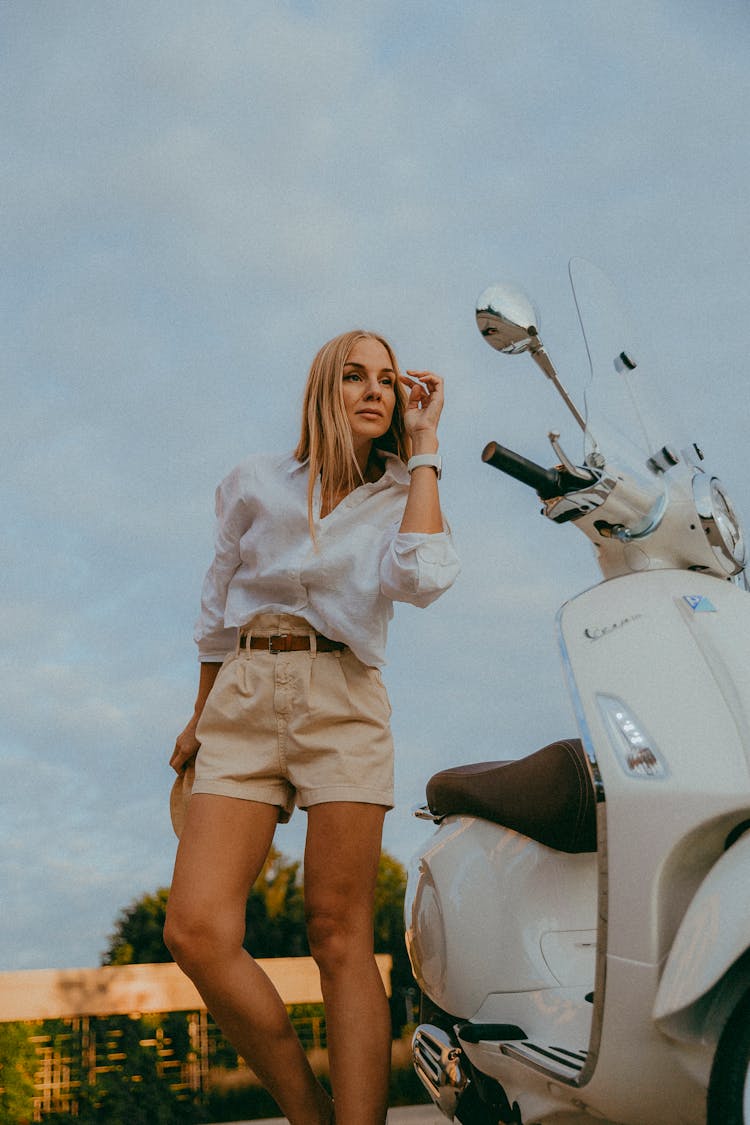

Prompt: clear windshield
[{"left": 569, "top": 257, "right": 667, "bottom": 518}]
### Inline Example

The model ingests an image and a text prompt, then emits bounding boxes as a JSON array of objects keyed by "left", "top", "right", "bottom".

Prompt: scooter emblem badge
[{"left": 683, "top": 594, "right": 717, "bottom": 613}]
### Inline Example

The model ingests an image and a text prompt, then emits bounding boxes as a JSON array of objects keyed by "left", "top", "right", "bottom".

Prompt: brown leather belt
[{"left": 238, "top": 632, "right": 346, "bottom": 654}]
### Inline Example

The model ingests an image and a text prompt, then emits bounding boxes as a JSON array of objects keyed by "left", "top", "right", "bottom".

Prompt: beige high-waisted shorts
[{"left": 193, "top": 614, "right": 394, "bottom": 822}]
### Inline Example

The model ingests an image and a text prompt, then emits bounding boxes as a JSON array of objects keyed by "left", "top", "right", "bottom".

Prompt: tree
[
  {"left": 373, "top": 851, "right": 407, "bottom": 953},
  {"left": 0, "top": 1022, "right": 37, "bottom": 1125},
  {"left": 242, "top": 846, "right": 308, "bottom": 957},
  {"left": 104, "top": 889, "right": 172, "bottom": 965},
  {"left": 372, "top": 852, "right": 416, "bottom": 1034}
]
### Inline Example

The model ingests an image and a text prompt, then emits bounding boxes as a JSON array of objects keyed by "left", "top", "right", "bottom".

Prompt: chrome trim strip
[
  {"left": 693, "top": 471, "right": 746, "bottom": 573},
  {"left": 555, "top": 600, "right": 608, "bottom": 1088}
]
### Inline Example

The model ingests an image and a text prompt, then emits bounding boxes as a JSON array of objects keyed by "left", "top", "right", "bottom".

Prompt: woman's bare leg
[
  {"left": 305, "top": 802, "right": 391, "bottom": 1125},
  {"left": 164, "top": 794, "right": 333, "bottom": 1125}
]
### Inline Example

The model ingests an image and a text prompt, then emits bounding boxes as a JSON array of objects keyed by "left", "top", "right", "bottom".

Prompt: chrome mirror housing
[{"left": 475, "top": 283, "right": 542, "bottom": 354}]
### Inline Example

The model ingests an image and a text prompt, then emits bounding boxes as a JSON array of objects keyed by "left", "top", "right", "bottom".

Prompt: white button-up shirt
[{"left": 194, "top": 452, "right": 460, "bottom": 667}]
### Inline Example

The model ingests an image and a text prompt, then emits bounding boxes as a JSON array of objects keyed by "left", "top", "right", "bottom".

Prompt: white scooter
[{"left": 405, "top": 261, "right": 750, "bottom": 1125}]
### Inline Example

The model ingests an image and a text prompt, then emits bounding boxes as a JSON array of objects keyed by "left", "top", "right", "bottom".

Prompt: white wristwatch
[{"left": 407, "top": 453, "right": 442, "bottom": 480}]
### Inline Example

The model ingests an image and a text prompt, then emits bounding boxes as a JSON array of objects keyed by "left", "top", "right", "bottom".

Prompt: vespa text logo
[{"left": 584, "top": 613, "right": 643, "bottom": 642}]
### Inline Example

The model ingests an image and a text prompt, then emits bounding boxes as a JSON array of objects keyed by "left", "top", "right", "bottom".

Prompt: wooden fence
[{"left": 0, "top": 957, "right": 392, "bottom": 1119}]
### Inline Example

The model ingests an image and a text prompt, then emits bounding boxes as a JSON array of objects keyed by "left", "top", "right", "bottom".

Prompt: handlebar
[{"left": 482, "top": 441, "right": 591, "bottom": 500}]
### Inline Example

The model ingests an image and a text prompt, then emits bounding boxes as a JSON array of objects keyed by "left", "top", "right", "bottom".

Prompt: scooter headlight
[{"left": 693, "top": 474, "right": 746, "bottom": 575}]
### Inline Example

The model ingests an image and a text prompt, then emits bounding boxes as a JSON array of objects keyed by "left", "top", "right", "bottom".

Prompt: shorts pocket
[{"left": 339, "top": 652, "right": 392, "bottom": 722}]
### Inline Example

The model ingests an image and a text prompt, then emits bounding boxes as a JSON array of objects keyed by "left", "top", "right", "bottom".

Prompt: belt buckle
[{"left": 268, "top": 633, "right": 291, "bottom": 654}]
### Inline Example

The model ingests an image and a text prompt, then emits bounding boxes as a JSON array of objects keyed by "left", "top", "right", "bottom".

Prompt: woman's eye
[{"left": 343, "top": 372, "right": 361, "bottom": 381}]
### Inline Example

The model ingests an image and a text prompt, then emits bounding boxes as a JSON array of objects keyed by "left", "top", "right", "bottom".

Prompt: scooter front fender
[{"left": 653, "top": 830, "right": 750, "bottom": 1025}]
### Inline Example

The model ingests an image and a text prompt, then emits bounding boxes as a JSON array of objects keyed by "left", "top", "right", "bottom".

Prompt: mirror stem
[{"left": 530, "top": 346, "right": 588, "bottom": 432}]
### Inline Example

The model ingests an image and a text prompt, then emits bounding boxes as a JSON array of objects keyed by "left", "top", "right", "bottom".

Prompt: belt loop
[
  {"left": 310, "top": 632, "right": 318, "bottom": 657},
  {"left": 239, "top": 624, "right": 253, "bottom": 656}
]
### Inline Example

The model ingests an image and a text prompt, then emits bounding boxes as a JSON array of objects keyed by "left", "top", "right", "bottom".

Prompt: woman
[{"left": 165, "top": 330, "right": 459, "bottom": 1124}]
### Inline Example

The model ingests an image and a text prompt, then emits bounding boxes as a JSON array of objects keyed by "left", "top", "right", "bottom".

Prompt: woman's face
[{"left": 341, "top": 336, "right": 397, "bottom": 453}]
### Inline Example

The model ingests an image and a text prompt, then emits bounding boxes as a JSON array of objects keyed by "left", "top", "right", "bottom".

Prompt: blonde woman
[{"left": 165, "top": 330, "right": 459, "bottom": 1125}]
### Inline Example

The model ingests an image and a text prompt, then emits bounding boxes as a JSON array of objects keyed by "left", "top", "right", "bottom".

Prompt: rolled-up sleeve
[
  {"left": 194, "top": 468, "right": 252, "bottom": 661},
  {"left": 379, "top": 527, "right": 460, "bottom": 607}
]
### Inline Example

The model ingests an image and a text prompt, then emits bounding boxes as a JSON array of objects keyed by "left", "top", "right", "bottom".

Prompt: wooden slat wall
[{"left": 0, "top": 955, "right": 392, "bottom": 1022}]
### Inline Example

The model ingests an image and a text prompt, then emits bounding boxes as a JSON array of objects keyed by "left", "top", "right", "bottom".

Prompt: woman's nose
[{"left": 364, "top": 379, "right": 382, "bottom": 399}]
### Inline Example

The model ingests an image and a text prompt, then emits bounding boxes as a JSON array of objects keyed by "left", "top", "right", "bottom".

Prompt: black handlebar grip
[{"left": 482, "top": 441, "right": 564, "bottom": 501}]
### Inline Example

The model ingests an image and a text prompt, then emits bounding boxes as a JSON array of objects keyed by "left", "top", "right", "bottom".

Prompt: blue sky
[{"left": 3, "top": 0, "right": 749, "bottom": 969}]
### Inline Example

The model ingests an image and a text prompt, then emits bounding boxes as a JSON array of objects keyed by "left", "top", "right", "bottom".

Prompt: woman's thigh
[
  {"left": 303, "top": 802, "right": 387, "bottom": 954},
  {"left": 167, "top": 795, "right": 280, "bottom": 942}
]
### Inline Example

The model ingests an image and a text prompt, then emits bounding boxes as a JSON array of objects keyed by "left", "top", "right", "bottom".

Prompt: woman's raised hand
[{"left": 400, "top": 371, "right": 444, "bottom": 445}]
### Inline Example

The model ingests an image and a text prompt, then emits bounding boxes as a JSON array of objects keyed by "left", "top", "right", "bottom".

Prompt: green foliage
[
  {"left": 203, "top": 1083, "right": 283, "bottom": 1123},
  {"left": 242, "top": 847, "right": 308, "bottom": 957},
  {"left": 387, "top": 1058, "right": 431, "bottom": 1107},
  {"left": 0, "top": 1023, "right": 37, "bottom": 1124},
  {"left": 50, "top": 1017, "right": 205, "bottom": 1125},
  {"left": 373, "top": 853, "right": 418, "bottom": 1035},
  {"left": 374, "top": 851, "right": 407, "bottom": 952},
  {"left": 103, "top": 889, "right": 172, "bottom": 966}
]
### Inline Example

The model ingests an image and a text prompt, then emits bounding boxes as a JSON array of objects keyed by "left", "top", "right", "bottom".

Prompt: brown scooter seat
[{"left": 425, "top": 738, "right": 597, "bottom": 853}]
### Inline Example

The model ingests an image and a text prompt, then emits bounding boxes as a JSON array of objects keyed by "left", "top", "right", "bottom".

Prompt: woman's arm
[
  {"left": 399, "top": 371, "right": 444, "bottom": 535},
  {"left": 170, "top": 661, "right": 222, "bottom": 773}
]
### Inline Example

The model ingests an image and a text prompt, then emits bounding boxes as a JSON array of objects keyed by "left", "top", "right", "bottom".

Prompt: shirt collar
[
  {"left": 285, "top": 454, "right": 307, "bottom": 476},
  {"left": 377, "top": 450, "right": 410, "bottom": 485}
]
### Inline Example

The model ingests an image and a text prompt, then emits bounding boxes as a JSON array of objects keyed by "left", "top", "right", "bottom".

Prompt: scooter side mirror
[
  {"left": 476, "top": 283, "right": 542, "bottom": 355},
  {"left": 476, "top": 281, "right": 589, "bottom": 434}
]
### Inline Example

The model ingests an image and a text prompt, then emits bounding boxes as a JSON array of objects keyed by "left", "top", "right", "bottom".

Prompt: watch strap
[{"left": 407, "top": 453, "right": 442, "bottom": 479}]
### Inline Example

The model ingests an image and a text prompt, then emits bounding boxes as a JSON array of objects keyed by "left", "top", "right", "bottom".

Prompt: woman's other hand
[
  {"left": 170, "top": 717, "right": 201, "bottom": 774},
  {"left": 170, "top": 661, "right": 222, "bottom": 773}
]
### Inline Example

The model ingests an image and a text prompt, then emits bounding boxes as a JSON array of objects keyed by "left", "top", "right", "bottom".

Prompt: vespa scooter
[{"left": 405, "top": 261, "right": 750, "bottom": 1125}]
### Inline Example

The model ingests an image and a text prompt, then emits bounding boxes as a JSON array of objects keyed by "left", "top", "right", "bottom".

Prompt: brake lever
[{"left": 548, "top": 431, "right": 596, "bottom": 483}]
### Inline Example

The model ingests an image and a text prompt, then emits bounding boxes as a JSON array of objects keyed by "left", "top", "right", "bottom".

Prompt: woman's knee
[
  {"left": 163, "top": 902, "right": 241, "bottom": 972},
  {"left": 306, "top": 904, "right": 371, "bottom": 976},
  {"left": 162, "top": 906, "right": 203, "bottom": 970}
]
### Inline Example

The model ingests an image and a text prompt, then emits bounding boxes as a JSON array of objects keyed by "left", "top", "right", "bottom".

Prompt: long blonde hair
[{"left": 294, "top": 330, "right": 411, "bottom": 535}]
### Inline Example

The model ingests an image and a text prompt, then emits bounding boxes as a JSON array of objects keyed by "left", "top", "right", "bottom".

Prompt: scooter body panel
[
  {"left": 406, "top": 815, "right": 597, "bottom": 1019},
  {"left": 559, "top": 569, "right": 750, "bottom": 968},
  {"left": 553, "top": 569, "right": 750, "bottom": 1115}
]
